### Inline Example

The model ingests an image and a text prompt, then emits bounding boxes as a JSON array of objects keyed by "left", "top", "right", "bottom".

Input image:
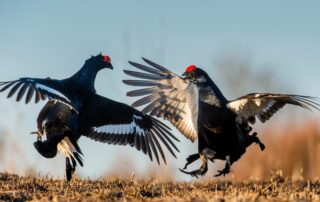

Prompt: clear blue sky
[{"left": 0, "top": 1, "right": 320, "bottom": 180}]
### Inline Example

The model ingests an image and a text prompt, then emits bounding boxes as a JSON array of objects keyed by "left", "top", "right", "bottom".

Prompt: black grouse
[
  {"left": 0, "top": 54, "right": 179, "bottom": 180},
  {"left": 123, "top": 58, "right": 319, "bottom": 177}
]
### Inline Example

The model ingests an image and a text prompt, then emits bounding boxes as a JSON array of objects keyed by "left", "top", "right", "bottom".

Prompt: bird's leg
[
  {"left": 179, "top": 153, "right": 208, "bottom": 178},
  {"left": 214, "top": 155, "right": 231, "bottom": 177},
  {"left": 182, "top": 153, "right": 200, "bottom": 170},
  {"left": 203, "top": 148, "right": 217, "bottom": 162}
]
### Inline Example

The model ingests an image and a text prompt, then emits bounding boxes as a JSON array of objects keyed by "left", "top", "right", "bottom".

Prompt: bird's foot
[
  {"left": 183, "top": 153, "right": 200, "bottom": 170},
  {"left": 180, "top": 153, "right": 208, "bottom": 178},
  {"left": 179, "top": 167, "right": 207, "bottom": 178},
  {"left": 214, "top": 155, "right": 231, "bottom": 177},
  {"left": 214, "top": 167, "right": 231, "bottom": 177}
]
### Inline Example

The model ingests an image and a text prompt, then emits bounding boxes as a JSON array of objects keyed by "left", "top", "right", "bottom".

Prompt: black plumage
[
  {"left": 0, "top": 54, "right": 179, "bottom": 181},
  {"left": 32, "top": 101, "right": 82, "bottom": 181},
  {"left": 123, "top": 58, "right": 319, "bottom": 178}
]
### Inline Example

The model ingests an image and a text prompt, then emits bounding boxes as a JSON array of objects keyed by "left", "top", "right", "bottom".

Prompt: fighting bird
[
  {"left": 123, "top": 58, "right": 319, "bottom": 177},
  {"left": 0, "top": 54, "right": 179, "bottom": 181}
]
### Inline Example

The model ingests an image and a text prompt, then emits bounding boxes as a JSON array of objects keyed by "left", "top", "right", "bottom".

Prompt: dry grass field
[
  {"left": 1, "top": 119, "right": 320, "bottom": 201},
  {"left": 1, "top": 172, "right": 320, "bottom": 201}
]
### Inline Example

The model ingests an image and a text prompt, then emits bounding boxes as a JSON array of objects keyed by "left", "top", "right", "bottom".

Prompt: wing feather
[
  {"left": 123, "top": 70, "right": 166, "bottom": 80},
  {"left": 128, "top": 61, "right": 165, "bottom": 75},
  {"left": 151, "top": 128, "right": 177, "bottom": 159},
  {"left": 124, "top": 58, "right": 199, "bottom": 142},
  {"left": 83, "top": 95, "right": 179, "bottom": 164},
  {"left": 0, "top": 77, "right": 77, "bottom": 112},
  {"left": 228, "top": 93, "right": 320, "bottom": 123},
  {"left": 0, "top": 80, "right": 18, "bottom": 93},
  {"left": 25, "top": 85, "right": 35, "bottom": 104},
  {"left": 131, "top": 93, "right": 162, "bottom": 108},
  {"left": 16, "top": 83, "right": 28, "bottom": 102},
  {"left": 127, "top": 87, "right": 160, "bottom": 97},
  {"left": 148, "top": 131, "right": 165, "bottom": 164},
  {"left": 7, "top": 82, "right": 23, "bottom": 98},
  {"left": 145, "top": 132, "right": 157, "bottom": 162}
]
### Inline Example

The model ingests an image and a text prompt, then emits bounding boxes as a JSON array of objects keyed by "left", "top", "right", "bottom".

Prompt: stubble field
[{"left": 1, "top": 172, "right": 320, "bottom": 202}]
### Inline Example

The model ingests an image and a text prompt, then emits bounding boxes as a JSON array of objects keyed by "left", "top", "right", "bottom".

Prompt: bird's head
[
  {"left": 33, "top": 140, "right": 58, "bottom": 158},
  {"left": 86, "top": 53, "right": 113, "bottom": 70},
  {"left": 182, "top": 65, "right": 209, "bottom": 84}
]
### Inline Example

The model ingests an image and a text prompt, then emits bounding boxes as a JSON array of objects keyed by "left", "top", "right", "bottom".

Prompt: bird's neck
[
  {"left": 198, "top": 78, "right": 228, "bottom": 107},
  {"left": 72, "top": 62, "right": 99, "bottom": 92}
]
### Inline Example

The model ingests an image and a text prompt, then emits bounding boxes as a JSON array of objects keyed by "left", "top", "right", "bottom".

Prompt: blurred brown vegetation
[{"left": 232, "top": 119, "right": 320, "bottom": 180}]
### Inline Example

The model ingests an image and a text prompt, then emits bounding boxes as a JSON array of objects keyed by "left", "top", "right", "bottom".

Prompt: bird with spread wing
[
  {"left": 0, "top": 54, "right": 179, "bottom": 181},
  {"left": 123, "top": 58, "right": 320, "bottom": 177}
]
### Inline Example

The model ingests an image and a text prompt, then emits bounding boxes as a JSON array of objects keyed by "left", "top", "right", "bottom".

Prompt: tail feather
[{"left": 58, "top": 136, "right": 83, "bottom": 181}]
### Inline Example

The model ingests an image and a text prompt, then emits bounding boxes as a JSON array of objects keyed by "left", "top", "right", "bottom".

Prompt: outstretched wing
[
  {"left": 0, "top": 78, "right": 77, "bottom": 112},
  {"left": 227, "top": 93, "right": 320, "bottom": 123},
  {"left": 80, "top": 94, "right": 180, "bottom": 165},
  {"left": 123, "top": 58, "right": 199, "bottom": 142}
]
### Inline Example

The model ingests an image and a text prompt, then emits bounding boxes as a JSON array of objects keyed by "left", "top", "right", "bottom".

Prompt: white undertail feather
[{"left": 57, "top": 137, "right": 77, "bottom": 159}]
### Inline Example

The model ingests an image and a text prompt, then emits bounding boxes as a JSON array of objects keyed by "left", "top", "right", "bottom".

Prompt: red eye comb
[
  {"left": 186, "top": 65, "right": 196, "bottom": 73},
  {"left": 103, "top": 55, "right": 111, "bottom": 63}
]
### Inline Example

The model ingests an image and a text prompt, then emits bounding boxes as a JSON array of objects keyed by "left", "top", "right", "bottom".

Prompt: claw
[
  {"left": 183, "top": 153, "right": 200, "bottom": 170},
  {"left": 214, "top": 155, "right": 231, "bottom": 177},
  {"left": 180, "top": 153, "right": 208, "bottom": 178},
  {"left": 179, "top": 161, "right": 208, "bottom": 178},
  {"left": 179, "top": 168, "right": 201, "bottom": 178},
  {"left": 214, "top": 168, "right": 230, "bottom": 177},
  {"left": 183, "top": 164, "right": 188, "bottom": 170}
]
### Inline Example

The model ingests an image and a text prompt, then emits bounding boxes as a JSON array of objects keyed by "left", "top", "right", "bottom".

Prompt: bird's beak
[
  {"left": 182, "top": 72, "right": 188, "bottom": 78},
  {"left": 181, "top": 72, "right": 196, "bottom": 83},
  {"left": 30, "top": 131, "right": 42, "bottom": 141},
  {"left": 108, "top": 63, "right": 113, "bottom": 69},
  {"left": 182, "top": 72, "right": 192, "bottom": 81}
]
